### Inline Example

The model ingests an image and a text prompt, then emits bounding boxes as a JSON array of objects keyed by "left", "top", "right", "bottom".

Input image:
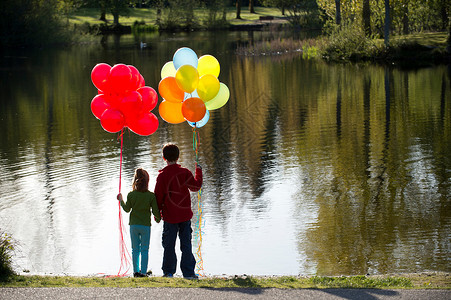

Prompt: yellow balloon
[
  {"left": 197, "top": 74, "right": 220, "bottom": 102},
  {"left": 197, "top": 55, "right": 220, "bottom": 77},
  {"left": 175, "top": 65, "right": 199, "bottom": 93},
  {"left": 159, "top": 100, "right": 185, "bottom": 124},
  {"left": 161, "top": 61, "right": 176, "bottom": 79},
  {"left": 205, "top": 83, "right": 229, "bottom": 110}
]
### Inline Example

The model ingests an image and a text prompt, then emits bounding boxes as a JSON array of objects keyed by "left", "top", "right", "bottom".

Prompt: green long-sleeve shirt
[{"left": 120, "top": 190, "right": 161, "bottom": 226}]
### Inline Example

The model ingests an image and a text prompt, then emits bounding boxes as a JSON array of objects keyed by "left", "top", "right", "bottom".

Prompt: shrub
[
  {"left": 322, "top": 22, "right": 382, "bottom": 62},
  {"left": 0, "top": 230, "right": 15, "bottom": 281}
]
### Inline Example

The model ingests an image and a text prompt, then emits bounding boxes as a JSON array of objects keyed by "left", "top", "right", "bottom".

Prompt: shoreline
[{"left": 2, "top": 271, "right": 450, "bottom": 289}]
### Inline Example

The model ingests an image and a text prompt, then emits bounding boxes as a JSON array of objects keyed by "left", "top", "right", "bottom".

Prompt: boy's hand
[
  {"left": 196, "top": 163, "right": 202, "bottom": 170},
  {"left": 117, "top": 193, "right": 123, "bottom": 202}
]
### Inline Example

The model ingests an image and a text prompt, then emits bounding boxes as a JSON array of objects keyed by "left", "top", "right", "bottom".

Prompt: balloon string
[
  {"left": 192, "top": 126, "right": 205, "bottom": 277},
  {"left": 116, "top": 129, "right": 131, "bottom": 277},
  {"left": 193, "top": 125, "right": 200, "bottom": 162}
]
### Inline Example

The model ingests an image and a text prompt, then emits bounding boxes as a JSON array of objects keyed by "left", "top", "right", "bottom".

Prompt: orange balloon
[
  {"left": 159, "top": 100, "right": 185, "bottom": 124},
  {"left": 182, "top": 97, "right": 206, "bottom": 123},
  {"left": 158, "top": 77, "right": 184, "bottom": 103}
]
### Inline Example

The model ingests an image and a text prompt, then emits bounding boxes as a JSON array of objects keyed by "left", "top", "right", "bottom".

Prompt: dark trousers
[{"left": 162, "top": 220, "right": 196, "bottom": 277}]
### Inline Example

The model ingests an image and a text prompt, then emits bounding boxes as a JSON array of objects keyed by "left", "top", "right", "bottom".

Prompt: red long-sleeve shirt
[{"left": 154, "top": 164, "right": 202, "bottom": 224}]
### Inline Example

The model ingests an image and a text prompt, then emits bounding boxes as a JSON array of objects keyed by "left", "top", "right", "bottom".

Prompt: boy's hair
[
  {"left": 132, "top": 168, "right": 149, "bottom": 192},
  {"left": 163, "top": 143, "right": 179, "bottom": 162}
]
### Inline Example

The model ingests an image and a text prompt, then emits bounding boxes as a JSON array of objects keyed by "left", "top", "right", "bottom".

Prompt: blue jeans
[
  {"left": 162, "top": 220, "right": 196, "bottom": 277},
  {"left": 130, "top": 225, "right": 150, "bottom": 274}
]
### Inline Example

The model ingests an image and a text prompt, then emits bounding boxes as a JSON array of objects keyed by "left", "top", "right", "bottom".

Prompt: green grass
[
  {"left": 68, "top": 7, "right": 285, "bottom": 26},
  {"left": 1, "top": 273, "right": 450, "bottom": 289},
  {"left": 391, "top": 32, "right": 448, "bottom": 47}
]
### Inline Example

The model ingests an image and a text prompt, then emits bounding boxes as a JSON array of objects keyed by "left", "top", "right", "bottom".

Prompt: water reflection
[{"left": 0, "top": 31, "right": 450, "bottom": 276}]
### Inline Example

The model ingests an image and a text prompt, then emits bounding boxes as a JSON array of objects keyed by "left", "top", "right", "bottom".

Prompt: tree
[
  {"left": 249, "top": 0, "right": 255, "bottom": 13},
  {"left": 335, "top": 0, "right": 341, "bottom": 25},
  {"left": 384, "top": 0, "right": 390, "bottom": 46},
  {"left": 0, "top": 0, "right": 70, "bottom": 47},
  {"left": 362, "top": 0, "right": 371, "bottom": 36},
  {"left": 261, "top": 0, "right": 286, "bottom": 15},
  {"left": 401, "top": 0, "right": 409, "bottom": 34},
  {"left": 99, "top": 0, "right": 107, "bottom": 21},
  {"left": 110, "top": 0, "right": 129, "bottom": 25},
  {"left": 236, "top": 0, "right": 242, "bottom": 19}
]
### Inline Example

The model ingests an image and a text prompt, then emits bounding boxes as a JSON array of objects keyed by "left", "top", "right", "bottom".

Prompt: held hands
[{"left": 117, "top": 193, "right": 123, "bottom": 202}]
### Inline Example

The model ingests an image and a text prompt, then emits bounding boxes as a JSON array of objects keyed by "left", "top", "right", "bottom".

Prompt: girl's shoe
[{"left": 134, "top": 272, "right": 145, "bottom": 277}]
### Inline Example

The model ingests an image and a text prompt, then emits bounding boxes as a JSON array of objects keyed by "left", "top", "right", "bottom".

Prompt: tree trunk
[
  {"left": 363, "top": 0, "right": 371, "bottom": 36},
  {"left": 402, "top": 0, "right": 409, "bottom": 34},
  {"left": 99, "top": 10, "right": 106, "bottom": 22},
  {"left": 384, "top": 0, "right": 390, "bottom": 46},
  {"left": 99, "top": 0, "right": 107, "bottom": 22},
  {"left": 249, "top": 0, "right": 255, "bottom": 13},
  {"left": 440, "top": 0, "right": 449, "bottom": 30},
  {"left": 113, "top": 13, "right": 119, "bottom": 26},
  {"left": 335, "top": 0, "right": 341, "bottom": 25},
  {"left": 236, "top": 0, "right": 241, "bottom": 19}
]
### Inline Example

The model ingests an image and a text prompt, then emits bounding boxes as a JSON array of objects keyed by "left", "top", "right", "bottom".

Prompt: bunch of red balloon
[
  {"left": 158, "top": 47, "right": 229, "bottom": 127},
  {"left": 90, "top": 63, "right": 159, "bottom": 136}
]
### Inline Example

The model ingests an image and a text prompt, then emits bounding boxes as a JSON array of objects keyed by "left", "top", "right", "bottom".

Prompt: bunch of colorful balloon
[
  {"left": 90, "top": 63, "right": 159, "bottom": 136},
  {"left": 158, "top": 47, "right": 229, "bottom": 127}
]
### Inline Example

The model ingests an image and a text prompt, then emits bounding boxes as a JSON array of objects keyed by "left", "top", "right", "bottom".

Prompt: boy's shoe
[
  {"left": 163, "top": 273, "right": 173, "bottom": 278},
  {"left": 184, "top": 274, "right": 199, "bottom": 280},
  {"left": 133, "top": 272, "right": 145, "bottom": 278}
]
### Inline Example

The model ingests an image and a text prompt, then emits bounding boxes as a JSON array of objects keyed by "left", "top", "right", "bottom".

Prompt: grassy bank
[
  {"left": 69, "top": 6, "right": 285, "bottom": 28},
  {"left": 1, "top": 273, "right": 449, "bottom": 289}
]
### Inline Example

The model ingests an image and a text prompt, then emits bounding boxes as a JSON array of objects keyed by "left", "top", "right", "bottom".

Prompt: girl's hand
[{"left": 117, "top": 193, "right": 123, "bottom": 202}]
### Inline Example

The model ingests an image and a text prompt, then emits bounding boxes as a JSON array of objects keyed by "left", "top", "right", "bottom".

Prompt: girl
[{"left": 117, "top": 168, "right": 161, "bottom": 277}]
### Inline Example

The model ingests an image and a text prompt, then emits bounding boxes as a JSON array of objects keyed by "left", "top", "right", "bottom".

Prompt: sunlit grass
[
  {"left": 68, "top": 7, "right": 284, "bottom": 26},
  {"left": 391, "top": 32, "right": 448, "bottom": 47},
  {"left": 2, "top": 274, "right": 449, "bottom": 289}
]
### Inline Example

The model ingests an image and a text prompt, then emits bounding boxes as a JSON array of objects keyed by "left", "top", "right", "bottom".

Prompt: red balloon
[
  {"left": 139, "top": 74, "right": 145, "bottom": 88},
  {"left": 127, "top": 113, "right": 159, "bottom": 136},
  {"left": 109, "top": 64, "right": 133, "bottom": 92},
  {"left": 138, "top": 86, "right": 158, "bottom": 112},
  {"left": 91, "top": 63, "right": 111, "bottom": 92},
  {"left": 128, "top": 65, "right": 141, "bottom": 91},
  {"left": 91, "top": 94, "right": 110, "bottom": 119},
  {"left": 120, "top": 91, "right": 143, "bottom": 118},
  {"left": 100, "top": 109, "right": 125, "bottom": 133},
  {"left": 182, "top": 97, "right": 206, "bottom": 122}
]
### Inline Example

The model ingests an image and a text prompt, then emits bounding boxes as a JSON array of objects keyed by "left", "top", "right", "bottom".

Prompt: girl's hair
[{"left": 132, "top": 168, "right": 149, "bottom": 192}]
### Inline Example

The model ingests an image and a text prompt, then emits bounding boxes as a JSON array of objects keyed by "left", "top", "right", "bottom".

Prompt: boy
[{"left": 154, "top": 143, "right": 202, "bottom": 279}]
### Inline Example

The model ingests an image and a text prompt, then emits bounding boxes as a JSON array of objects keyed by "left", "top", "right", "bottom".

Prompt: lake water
[{"left": 0, "top": 30, "right": 450, "bottom": 277}]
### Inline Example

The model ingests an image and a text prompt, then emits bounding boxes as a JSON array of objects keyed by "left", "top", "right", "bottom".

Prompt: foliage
[
  {"left": 317, "top": 0, "right": 450, "bottom": 36},
  {"left": 159, "top": 0, "right": 201, "bottom": 30},
  {"left": 286, "top": 0, "right": 322, "bottom": 28},
  {"left": 261, "top": 0, "right": 322, "bottom": 28},
  {"left": 0, "top": 0, "right": 73, "bottom": 47},
  {"left": 201, "top": 0, "right": 229, "bottom": 29},
  {"left": 0, "top": 231, "right": 15, "bottom": 282},
  {"left": 321, "top": 21, "right": 382, "bottom": 62},
  {"left": 131, "top": 21, "right": 158, "bottom": 33}
]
